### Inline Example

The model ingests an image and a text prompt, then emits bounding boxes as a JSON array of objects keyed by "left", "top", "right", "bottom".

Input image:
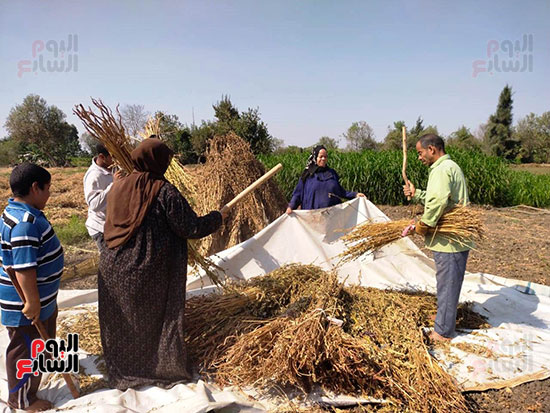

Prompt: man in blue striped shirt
[{"left": 0, "top": 163, "right": 62, "bottom": 411}]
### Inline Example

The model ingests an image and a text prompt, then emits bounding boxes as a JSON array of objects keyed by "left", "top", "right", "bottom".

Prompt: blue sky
[{"left": 1, "top": 0, "right": 549, "bottom": 147}]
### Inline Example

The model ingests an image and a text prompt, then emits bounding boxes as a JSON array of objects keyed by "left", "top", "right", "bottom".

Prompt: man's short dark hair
[
  {"left": 418, "top": 134, "right": 445, "bottom": 152},
  {"left": 10, "top": 163, "right": 51, "bottom": 197},
  {"left": 96, "top": 144, "right": 110, "bottom": 157}
]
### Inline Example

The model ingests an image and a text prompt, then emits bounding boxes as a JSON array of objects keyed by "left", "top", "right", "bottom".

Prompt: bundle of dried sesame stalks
[
  {"left": 74, "top": 98, "right": 134, "bottom": 172},
  {"left": 340, "top": 205, "right": 485, "bottom": 262},
  {"left": 190, "top": 132, "right": 287, "bottom": 256}
]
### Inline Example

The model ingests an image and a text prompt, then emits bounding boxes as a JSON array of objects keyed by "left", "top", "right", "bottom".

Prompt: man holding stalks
[{"left": 402, "top": 134, "right": 473, "bottom": 342}]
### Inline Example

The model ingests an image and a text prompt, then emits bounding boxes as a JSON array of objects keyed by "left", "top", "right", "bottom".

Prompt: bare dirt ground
[
  {"left": 510, "top": 163, "right": 550, "bottom": 175},
  {"left": 382, "top": 204, "right": 550, "bottom": 286}
]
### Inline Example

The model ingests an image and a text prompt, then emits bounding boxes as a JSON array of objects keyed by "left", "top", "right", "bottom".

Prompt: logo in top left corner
[{"left": 17, "top": 34, "right": 79, "bottom": 78}]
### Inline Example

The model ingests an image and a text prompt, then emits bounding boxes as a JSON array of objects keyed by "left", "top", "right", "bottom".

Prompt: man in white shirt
[{"left": 83, "top": 144, "right": 120, "bottom": 250}]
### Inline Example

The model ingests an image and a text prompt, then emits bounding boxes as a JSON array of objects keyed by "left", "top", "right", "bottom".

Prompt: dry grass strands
[
  {"left": 456, "top": 301, "right": 491, "bottom": 330},
  {"left": 452, "top": 342, "right": 498, "bottom": 360},
  {"left": 58, "top": 308, "right": 102, "bottom": 356},
  {"left": 192, "top": 133, "right": 287, "bottom": 256},
  {"left": 341, "top": 206, "right": 485, "bottom": 261},
  {"left": 214, "top": 270, "right": 343, "bottom": 392},
  {"left": 165, "top": 159, "right": 198, "bottom": 204},
  {"left": 62, "top": 255, "right": 99, "bottom": 282},
  {"left": 429, "top": 204, "right": 485, "bottom": 246},
  {"left": 77, "top": 375, "right": 108, "bottom": 396},
  {"left": 185, "top": 265, "right": 484, "bottom": 412},
  {"left": 73, "top": 98, "right": 134, "bottom": 173},
  {"left": 339, "top": 218, "right": 410, "bottom": 262},
  {"left": 185, "top": 264, "right": 325, "bottom": 368}
]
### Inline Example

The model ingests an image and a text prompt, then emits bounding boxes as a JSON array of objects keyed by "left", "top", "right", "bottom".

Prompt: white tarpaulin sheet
[{"left": 1, "top": 198, "right": 549, "bottom": 411}]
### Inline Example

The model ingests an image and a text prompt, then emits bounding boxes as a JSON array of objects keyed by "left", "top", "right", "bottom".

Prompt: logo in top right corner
[{"left": 472, "top": 34, "right": 533, "bottom": 78}]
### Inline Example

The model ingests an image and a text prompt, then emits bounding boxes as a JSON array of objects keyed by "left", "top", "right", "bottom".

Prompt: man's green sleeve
[
  {"left": 412, "top": 188, "right": 426, "bottom": 205},
  {"left": 421, "top": 170, "right": 451, "bottom": 227}
]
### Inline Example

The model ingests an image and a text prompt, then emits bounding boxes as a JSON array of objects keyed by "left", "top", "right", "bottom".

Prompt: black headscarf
[
  {"left": 300, "top": 145, "right": 327, "bottom": 183},
  {"left": 104, "top": 139, "right": 173, "bottom": 249}
]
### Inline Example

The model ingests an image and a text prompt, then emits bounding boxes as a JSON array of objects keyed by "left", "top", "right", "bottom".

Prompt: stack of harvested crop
[
  {"left": 192, "top": 132, "right": 287, "bottom": 255},
  {"left": 184, "top": 264, "right": 489, "bottom": 412},
  {"left": 340, "top": 205, "right": 485, "bottom": 262}
]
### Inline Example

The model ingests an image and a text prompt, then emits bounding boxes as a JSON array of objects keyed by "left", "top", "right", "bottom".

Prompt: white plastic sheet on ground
[{"left": 1, "top": 198, "right": 549, "bottom": 411}]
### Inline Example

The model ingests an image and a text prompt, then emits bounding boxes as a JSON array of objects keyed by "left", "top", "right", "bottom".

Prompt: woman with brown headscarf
[{"left": 98, "top": 139, "right": 224, "bottom": 390}]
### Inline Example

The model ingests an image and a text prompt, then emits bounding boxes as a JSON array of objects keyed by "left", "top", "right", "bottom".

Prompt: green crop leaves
[{"left": 259, "top": 149, "right": 550, "bottom": 208}]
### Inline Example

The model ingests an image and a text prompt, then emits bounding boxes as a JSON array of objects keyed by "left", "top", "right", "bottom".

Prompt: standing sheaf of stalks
[
  {"left": 192, "top": 132, "right": 287, "bottom": 256},
  {"left": 73, "top": 99, "right": 134, "bottom": 173},
  {"left": 340, "top": 205, "right": 485, "bottom": 261},
  {"left": 165, "top": 160, "right": 198, "bottom": 205}
]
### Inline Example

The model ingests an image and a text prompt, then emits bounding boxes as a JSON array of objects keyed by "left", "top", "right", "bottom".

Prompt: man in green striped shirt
[{"left": 403, "top": 134, "right": 472, "bottom": 342}]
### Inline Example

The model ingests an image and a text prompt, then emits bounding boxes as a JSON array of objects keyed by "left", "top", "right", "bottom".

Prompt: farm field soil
[
  {"left": 382, "top": 205, "right": 550, "bottom": 286},
  {"left": 510, "top": 163, "right": 550, "bottom": 175}
]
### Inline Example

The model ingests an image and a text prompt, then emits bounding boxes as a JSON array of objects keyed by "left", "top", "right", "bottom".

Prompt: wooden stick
[
  {"left": 223, "top": 163, "right": 283, "bottom": 210},
  {"left": 402, "top": 126, "right": 411, "bottom": 201},
  {"left": 5, "top": 267, "right": 80, "bottom": 399}
]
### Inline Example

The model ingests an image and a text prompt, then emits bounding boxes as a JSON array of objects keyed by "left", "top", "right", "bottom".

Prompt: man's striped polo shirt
[{"left": 0, "top": 199, "right": 63, "bottom": 326}]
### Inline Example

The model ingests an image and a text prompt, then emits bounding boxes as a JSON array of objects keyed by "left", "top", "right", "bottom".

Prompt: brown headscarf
[{"left": 104, "top": 139, "right": 174, "bottom": 249}]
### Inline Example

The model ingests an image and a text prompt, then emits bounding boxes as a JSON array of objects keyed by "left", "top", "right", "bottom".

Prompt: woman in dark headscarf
[
  {"left": 286, "top": 145, "right": 364, "bottom": 214},
  {"left": 98, "top": 139, "right": 225, "bottom": 390}
]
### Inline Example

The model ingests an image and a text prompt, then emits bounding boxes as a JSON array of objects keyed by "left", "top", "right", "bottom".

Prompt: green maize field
[{"left": 259, "top": 149, "right": 550, "bottom": 208}]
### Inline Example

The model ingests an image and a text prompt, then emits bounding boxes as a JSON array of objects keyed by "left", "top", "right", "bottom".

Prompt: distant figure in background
[
  {"left": 286, "top": 145, "right": 364, "bottom": 214},
  {"left": 83, "top": 144, "right": 121, "bottom": 250}
]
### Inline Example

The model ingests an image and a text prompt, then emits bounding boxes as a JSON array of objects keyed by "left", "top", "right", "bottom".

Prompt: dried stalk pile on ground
[
  {"left": 340, "top": 205, "right": 485, "bottom": 262},
  {"left": 63, "top": 256, "right": 100, "bottom": 282},
  {"left": 185, "top": 264, "right": 489, "bottom": 412},
  {"left": 57, "top": 308, "right": 106, "bottom": 395},
  {"left": 191, "top": 133, "right": 287, "bottom": 255}
]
